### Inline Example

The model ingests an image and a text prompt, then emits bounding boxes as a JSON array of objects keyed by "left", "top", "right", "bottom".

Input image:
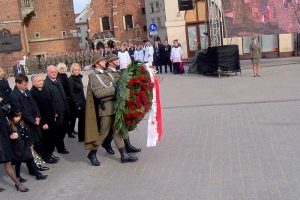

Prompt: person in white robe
[
  {"left": 117, "top": 44, "right": 131, "bottom": 70},
  {"left": 143, "top": 40, "right": 154, "bottom": 63},
  {"left": 134, "top": 45, "right": 144, "bottom": 62}
]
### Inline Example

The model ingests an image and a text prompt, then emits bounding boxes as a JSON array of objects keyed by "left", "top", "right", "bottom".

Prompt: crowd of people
[
  {"left": 0, "top": 51, "right": 146, "bottom": 192},
  {"left": 0, "top": 37, "right": 181, "bottom": 192},
  {"left": 14, "top": 39, "right": 184, "bottom": 75}
]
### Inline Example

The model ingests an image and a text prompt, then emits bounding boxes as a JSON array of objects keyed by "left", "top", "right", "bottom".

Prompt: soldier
[
  {"left": 84, "top": 50, "right": 90, "bottom": 67},
  {"left": 39, "top": 55, "right": 46, "bottom": 73},
  {"left": 85, "top": 54, "right": 138, "bottom": 166},
  {"left": 50, "top": 54, "right": 56, "bottom": 66},
  {"left": 25, "top": 56, "right": 33, "bottom": 75},
  {"left": 75, "top": 52, "right": 81, "bottom": 69},
  {"left": 71, "top": 52, "right": 76, "bottom": 65},
  {"left": 61, "top": 52, "right": 67, "bottom": 66},
  {"left": 66, "top": 52, "right": 72, "bottom": 71},
  {"left": 46, "top": 54, "right": 51, "bottom": 68},
  {"left": 101, "top": 54, "right": 141, "bottom": 155},
  {"left": 80, "top": 50, "right": 85, "bottom": 68},
  {"left": 55, "top": 53, "right": 61, "bottom": 66},
  {"left": 32, "top": 55, "right": 39, "bottom": 74}
]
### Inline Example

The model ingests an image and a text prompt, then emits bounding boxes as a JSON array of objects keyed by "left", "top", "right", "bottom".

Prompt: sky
[{"left": 73, "top": 0, "right": 89, "bottom": 13}]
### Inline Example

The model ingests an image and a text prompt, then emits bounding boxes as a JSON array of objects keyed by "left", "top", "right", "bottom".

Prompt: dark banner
[{"left": 222, "top": 0, "right": 300, "bottom": 38}]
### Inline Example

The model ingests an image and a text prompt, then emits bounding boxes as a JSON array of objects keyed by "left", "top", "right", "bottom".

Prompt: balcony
[{"left": 20, "top": 0, "right": 35, "bottom": 20}]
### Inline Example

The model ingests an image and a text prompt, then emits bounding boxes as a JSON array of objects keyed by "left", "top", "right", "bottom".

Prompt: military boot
[
  {"left": 118, "top": 147, "right": 138, "bottom": 163},
  {"left": 101, "top": 137, "right": 115, "bottom": 155},
  {"left": 87, "top": 150, "right": 100, "bottom": 166},
  {"left": 124, "top": 138, "right": 141, "bottom": 153}
]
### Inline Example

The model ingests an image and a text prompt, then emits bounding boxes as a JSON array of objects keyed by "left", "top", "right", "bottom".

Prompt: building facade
[
  {"left": 75, "top": 5, "right": 92, "bottom": 50},
  {"left": 165, "top": 0, "right": 295, "bottom": 59},
  {"left": 145, "top": 0, "right": 167, "bottom": 41},
  {"left": 0, "top": 0, "right": 79, "bottom": 72},
  {"left": 88, "top": 0, "right": 147, "bottom": 47}
]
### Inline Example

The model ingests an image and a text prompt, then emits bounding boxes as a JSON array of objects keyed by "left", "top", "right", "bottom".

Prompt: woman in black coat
[
  {"left": 0, "top": 101, "right": 29, "bottom": 192},
  {"left": 56, "top": 63, "right": 75, "bottom": 138},
  {"left": 0, "top": 67, "right": 12, "bottom": 102},
  {"left": 68, "top": 63, "right": 85, "bottom": 142}
]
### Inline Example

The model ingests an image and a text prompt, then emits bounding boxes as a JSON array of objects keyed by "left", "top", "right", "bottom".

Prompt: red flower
[
  {"left": 145, "top": 105, "right": 150, "bottom": 112},
  {"left": 139, "top": 75, "right": 144, "bottom": 81},
  {"left": 129, "top": 90, "right": 134, "bottom": 95},
  {"left": 135, "top": 96, "right": 140, "bottom": 102},
  {"left": 139, "top": 81, "right": 143, "bottom": 86},
  {"left": 132, "top": 113, "right": 139, "bottom": 119},
  {"left": 128, "top": 80, "right": 133, "bottom": 86},
  {"left": 130, "top": 105, "right": 136, "bottom": 110},
  {"left": 141, "top": 66, "right": 146, "bottom": 73},
  {"left": 137, "top": 103, "right": 142, "bottom": 108},
  {"left": 125, "top": 120, "right": 131, "bottom": 125},
  {"left": 133, "top": 78, "right": 139, "bottom": 84}
]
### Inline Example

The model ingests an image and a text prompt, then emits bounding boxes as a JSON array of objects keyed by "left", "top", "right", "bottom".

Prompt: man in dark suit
[
  {"left": 30, "top": 74, "right": 60, "bottom": 164},
  {"left": 128, "top": 44, "right": 135, "bottom": 62},
  {"left": 43, "top": 65, "right": 70, "bottom": 154},
  {"left": 162, "top": 40, "right": 172, "bottom": 73},
  {"left": 153, "top": 40, "right": 163, "bottom": 73},
  {"left": 13, "top": 61, "right": 26, "bottom": 78},
  {"left": 9, "top": 74, "right": 49, "bottom": 171}
]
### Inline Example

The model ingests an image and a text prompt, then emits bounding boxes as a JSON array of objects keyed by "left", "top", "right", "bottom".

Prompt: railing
[
  {"left": 20, "top": 0, "right": 34, "bottom": 8},
  {"left": 20, "top": 0, "right": 35, "bottom": 20}
]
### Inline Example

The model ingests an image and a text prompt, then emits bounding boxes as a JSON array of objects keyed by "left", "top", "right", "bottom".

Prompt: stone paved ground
[{"left": 1, "top": 58, "right": 300, "bottom": 199}]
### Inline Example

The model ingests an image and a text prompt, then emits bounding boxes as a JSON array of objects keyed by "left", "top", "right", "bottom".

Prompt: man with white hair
[
  {"left": 43, "top": 65, "right": 70, "bottom": 154},
  {"left": 30, "top": 74, "right": 60, "bottom": 163}
]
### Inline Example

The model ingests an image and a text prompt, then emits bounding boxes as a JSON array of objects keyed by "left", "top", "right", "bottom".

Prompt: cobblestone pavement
[{"left": 1, "top": 58, "right": 300, "bottom": 199}]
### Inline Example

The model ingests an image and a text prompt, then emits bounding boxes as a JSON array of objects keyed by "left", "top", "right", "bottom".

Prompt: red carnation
[
  {"left": 139, "top": 81, "right": 143, "bottom": 86},
  {"left": 141, "top": 66, "right": 146, "bottom": 73},
  {"left": 145, "top": 105, "right": 150, "bottom": 112},
  {"left": 130, "top": 105, "right": 136, "bottom": 110},
  {"left": 137, "top": 103, "right": 142, "bottom": 108},
  {"left": 125, "top": 120, "right": 131, "bottom": 125},
  {"left": 125, "top": 113, "right": 131, "bottom": 119},
  {"left": 128, "top": 80, "right": 133, "bottom": 86},
  {"left": 132, "top": 113, "right": 139, "bottom": 119},
  {"left": 129, "top": 90, "right": 134, "bottom": 95},
  {"left": 133, "top": 78, "right": 139, "bottom": 84},
  {"left": 139, "top": 75, "right": 144, "bottom": 81},
  {"left": 135, "top": 96, "right": 140, "bottom": 102}
]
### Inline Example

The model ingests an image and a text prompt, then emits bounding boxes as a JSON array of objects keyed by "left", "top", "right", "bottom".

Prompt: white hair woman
[
  {"left": 68, "top": 63, "right": 85, "bottom": 142},
  {"left": 56, "top": 63, "right": 75, "bottom": 138}
]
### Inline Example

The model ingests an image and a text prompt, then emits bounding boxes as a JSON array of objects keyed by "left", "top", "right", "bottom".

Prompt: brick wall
[
  {"left": 89, "top": 0, "right": 147, "bottom": 44},
  {"left": 0, "top": 0, "right": 27, "bottom": 72},
  {"left": 27, "top": 0, "right": 79, "bottom": 56},
  {"left": 0, "top": 0, "right": 80, "bottom": 74}
]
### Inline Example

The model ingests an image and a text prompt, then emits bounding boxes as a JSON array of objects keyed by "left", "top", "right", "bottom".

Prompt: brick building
[
  {"left": 0, "top": 0, "right": 79, "bottom": 72},
  {"left": 88, "top": 0, "right": 147, "bottom": 48}
]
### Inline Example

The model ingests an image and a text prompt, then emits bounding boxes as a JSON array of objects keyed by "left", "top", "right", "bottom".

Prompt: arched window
[
  {"left": 124, "top": 15, "right": 133, "bottom": 29},
  {"left": 101, "top": 17, "right": 110, "bottom": 31}
]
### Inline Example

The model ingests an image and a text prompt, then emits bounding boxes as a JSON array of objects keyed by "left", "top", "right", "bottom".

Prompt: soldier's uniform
[
  {"left": 46, "top": 55, "right": 51, "bottom": 67},
  {"left": 102, "top": 54, "right": 141, "bottom": 154},
  {"left": 40, "top": 56, "right": 46, "bottom": 73},
  {"left": 66, "top": 55, "right": 72, "bottom": 70},
  {"left": 85, "top": 54, "right": 137, "bottom": 166},
  {"left": 80, "top": 52, "right": 84, "bottom": 69},
  {"left": 25, "top": 57, "right": 33, "bottom": 75},
  {"left": 55, "top": 55, "right": 61, "bottom": 66},
  {"left": 84, "top": 51, "right": 90, "bottom": 66},
  {"left": 75, "top": 53, "right": 81, "bottom": 68},
  {"left": 32, "top": 57, "right": 39, "bottom": 74},
  {"left": 50, "top": 55, "right": 56, "bottom": 66},
  {"left": 61, "top": 54, "right": 67, "bottom": 65}
]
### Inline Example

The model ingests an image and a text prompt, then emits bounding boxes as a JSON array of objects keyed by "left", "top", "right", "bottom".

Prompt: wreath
[{"left": 114, "top": 61, "right": 154, "bottom": 136}]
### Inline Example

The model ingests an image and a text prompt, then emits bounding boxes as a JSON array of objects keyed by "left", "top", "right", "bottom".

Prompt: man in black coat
[
  {"left": 43, "top": 65, "right": 70, "bottom": 154},
  {"left": 153, "top": 40, "right": 163, "bottom": 73},
  {"left": 30, "top": 74, "right": 60, "bottom": 163},
  {"left": 128, "top": 44, "right": 135, "bottom": 62},
  {"left": 12, "top": 61, "right": 26, "bottom": 78},
  {"left": 162, "top": 39, "right": 172, "bottom": 73},
  {"left": 9, "top": 74, "right": 49, "bottom": 171}
]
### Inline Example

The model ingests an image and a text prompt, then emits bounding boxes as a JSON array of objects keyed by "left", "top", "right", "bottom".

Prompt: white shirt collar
[
  {"left": 108, "top": 67, "right": 116, "bottom": 72},
  {"left": 95, "top": 69, "right": 104, "bottom": 73}
]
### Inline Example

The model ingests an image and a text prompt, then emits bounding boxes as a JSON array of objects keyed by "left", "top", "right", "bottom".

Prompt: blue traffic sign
[{"left": 149, "top": 23, "right": 158, "bottom": 31}]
